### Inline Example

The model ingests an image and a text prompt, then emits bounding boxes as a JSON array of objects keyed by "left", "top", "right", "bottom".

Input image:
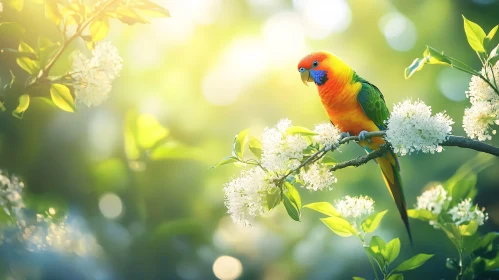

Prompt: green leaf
[
  {"left": 407, "top": 209, "right": 437, "bottom": 222},
  {"left": 424, "top": 46, "right": 452, "bottom": 65},
  {"left": 0, "top": 22, "right": 25, "bottom": 41},
  {"left": 474, "top": 232, "right": 499, "bottom": 252},
  {"left": 248, "top": 136, "right": 263, "bottom": 159},
  {"left": 448, "top": 174, "right": 477, "bottom": 207},
  {"left": 321, "top": 155, "right": 336, "bottom": 166},
  {"left": 383, "top": 238, "right": 401, "bottom": 265},
  {"left": 111, "top": 7, "right": 150, "bottom": 25},
  {"left": 12, "top": 94, "right": 30, "bottom": 119},
  {"left": 50, "top": 83, "right": 75, "bottom": 112},
  {"left": 286, "top": 126, "right": 317, "bottom": 136},
  {"left": 45, "top": 0, "right": 62, "bottom": 25},
  {"left": 303, "top": 202, "right": 340, "bottom": 217},
  {"left": 212, "top": 156, "right": 239, "bottom": 168},
  {"left": 284, "top": 182, "right": 301, "bottom": 210},
  {"left": 404, "top": 58, "right": 426, "bottom": 79},
  {"left": 136, "top": 114, "right": 169, "bottom": 149},
  {"left": 90, "top": 17, "right": 110, "bottom": 42},
  {"left": 233, "top": 129, "right": 249, "bottom": 159},
  {"left": 134, "top": 0, "right": 170, "bottom": 18},
  {"left": 365, "top": 246, "right": 386, "bottom": 269},
  {"left": 361, "top": 210, "right": 388, "bottom": 233},
  {"left": 459, "top": 220, "right": 479, "bottom": 236},
  {"left": 149, "top": 141, "right": 202, "bottom": 161},
  {"left": 490, "top": 54, "right": 499, "bottom": 66},
  {"left": 352, "top": 277, "right": 366, "bottom": 280},
  {"left": 283, "top": 194, "right": 300, "bottom": 222},
  {"left": 369, "top": 236, "right": 387, "bottom": 267},
  {"left": 485, "top": 25, "right": 498, "bottom": 49},
  {"left": 394, "top": 254, "right": 434, "bottom": 272},
  {"left": 16, "top": 42, "right": 39, "bottom": 75},
  {"left": 387, "top": 274, "right": 404, "bottom": 280},
  {"left": 370, "top": 235, "right": 386, "bottom": 253},
  {"left": 462, "top": 15, "right": 487, "bottom": 53},
  {"left": 38, "top": 36, "right": 60, "bottom": 68},
  {"left": 5, "top": 0, "right": 24, "bottom": 12},
  {"left": 266, "top": 188, "right": 282, "bottom": 210},
  {"left": 321, "top": 216, "right": 357, "bottom": 237}
]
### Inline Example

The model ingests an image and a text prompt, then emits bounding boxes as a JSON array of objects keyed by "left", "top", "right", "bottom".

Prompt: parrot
[{"left": 297, "top": 51, "right": 412, "bottom": 243}]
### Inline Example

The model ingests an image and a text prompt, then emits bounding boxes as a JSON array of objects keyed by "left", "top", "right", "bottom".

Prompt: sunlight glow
[
  {"left": 99, "top": 193, "right": 123, "bottom": 219},
  {"left": 202, "top": 38, "right": 268, "bottom": 105},
  {"left": 262, "top": 12, "right": 307, "bottom": 65},
  {"left": 293, "top": 0, "right": 352, "bottom": 39},
  {"left": 152, "top": 0, "right": 221, "bottom": 45},
  {"left": 213, "top": 255, "right": 243, "bottom": 280},
  {"left": 379, "top": 12, "right": 417, "bottom": 52}
]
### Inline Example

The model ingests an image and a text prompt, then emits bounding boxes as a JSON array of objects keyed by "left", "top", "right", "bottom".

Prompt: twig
[
  {"left": 328, "top": 132, "right": 499, "bottom": 172},
  {"left": 330, "top": 145, "right": 391, "bottom": 171}
]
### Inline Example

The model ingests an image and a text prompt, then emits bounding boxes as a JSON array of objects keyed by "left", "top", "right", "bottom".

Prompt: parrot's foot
[
  {"left": 358, "top": 130, "right": 370, "bottom": 143},
  {"left": 340, "top": 132, "right": 350, "bottom": 139}
]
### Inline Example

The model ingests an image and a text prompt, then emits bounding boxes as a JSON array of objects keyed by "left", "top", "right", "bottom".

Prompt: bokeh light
[
  {"left": 293, "top": 0, "right": 352, "bottom": 39},
  {"left": 437, "top": 68, "right": 470, "bottom": 101},
  {"left": 212, "top": 255, "right": 243, "bottom": 280},
  {"left": 99, "top": 193, "right": 124, "bottom": 219},
  {"left": 379, "top": 12, "right": 417, "bottom": 52}
]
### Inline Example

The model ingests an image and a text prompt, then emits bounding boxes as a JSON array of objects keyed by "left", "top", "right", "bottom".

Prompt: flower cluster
[
  {"left": 448, "top": 198, "right": 488, "bottom": 226},
  {"left": 261, "top": 119, "right": 309, "bottom": 172},
  {"left": 335, "top": 195, "right": 374, "bottom": 220},
  {"left": 71, "top": 42, "right": 123, "bottom": 107},
  {"left": 0, "top": 171, "right": 100, "bottom": 255},
  {"left": 385, "top": 99, "right": 454, "bottom": 156},
  {"left": 223, "top": 168, "right": 277, "bottom": 226},
  {"left": 299, "top": 162, "right": 337, "bottom": 191},
  {"left": 463, "top": 62, "right": 499, "bottom": 141},
  {"left": 313, "top": 123, "right": 342, "bottom": 147},
  {"left": 415, "top": 186, "right": 488, "bottom": 228},
  {"left": 416, "top": 185, "right": 451, "bottom": 215}
]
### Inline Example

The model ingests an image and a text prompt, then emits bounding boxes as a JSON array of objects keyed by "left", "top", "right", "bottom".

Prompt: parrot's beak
[{"left": 300, "top": 70, "right": 313, "bottom": 86}]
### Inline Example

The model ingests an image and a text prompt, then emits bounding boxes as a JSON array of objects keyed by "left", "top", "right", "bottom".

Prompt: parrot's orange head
[{"left": 297, "top": 51, "right": 351, "bottom": 87}]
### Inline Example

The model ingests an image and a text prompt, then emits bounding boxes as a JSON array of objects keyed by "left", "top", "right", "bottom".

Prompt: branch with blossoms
[{"left": 0, "top": 0, "right": 169, "bottom": 117}]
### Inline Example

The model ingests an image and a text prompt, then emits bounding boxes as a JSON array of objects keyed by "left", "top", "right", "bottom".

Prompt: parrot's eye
[
  {"left": 312, "top": 60, "right": 319, "bottom": 67},
  {"left": 299, "top": 67, "right": 306, "bottom": 73}
]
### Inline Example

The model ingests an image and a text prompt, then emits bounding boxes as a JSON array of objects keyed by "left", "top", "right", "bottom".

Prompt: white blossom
[
  {"left": 313, "top": 123, "right": 341, "bottom": 147},
  {"left": 299, "top": 162, "right": 336, "bottom": 191},
  {"left": 463, "top": 101, "right": 498, "bottom": 141},
  {"left": 223, "top": 168, "right": 277, "bottom": 226},
  {"left": 335, "top": 195, "right": 374, "bottom": 219},
  {"left": 0, "top": 170, "right": 100, "bottom": 255},
  {"left": 385, "top": 100, "right": 454, "bottom": 156},
  {"left": 261, "top": 119, "right": 308, "bottom": 172},
  {"left": 70, "top": 42, "right": 123, "bottom": 107},
  {"left": 448, "top": 198, "right": 488, "bottom": 226},
  {"left": 463, "top": 62, "right": 499, "bottom": 140},
  {"left": 416, "top": 185, "right": 451, "bottom": 215}
]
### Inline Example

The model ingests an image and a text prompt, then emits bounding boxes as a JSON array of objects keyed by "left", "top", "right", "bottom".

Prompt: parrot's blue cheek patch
[{"left": 310, "top": 70, "right": 329, "bottom": 86}]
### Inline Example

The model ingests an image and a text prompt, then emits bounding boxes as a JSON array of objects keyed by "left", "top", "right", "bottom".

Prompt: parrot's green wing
[{"left": 354, "top": 73, "right": 390, "bottom": 129}]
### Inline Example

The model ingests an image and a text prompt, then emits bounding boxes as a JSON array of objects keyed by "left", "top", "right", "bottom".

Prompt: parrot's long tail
[{"left": 376, "top": 151, "right": 413, "bottom": 245}]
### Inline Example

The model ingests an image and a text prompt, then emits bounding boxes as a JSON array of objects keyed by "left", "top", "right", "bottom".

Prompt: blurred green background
[{"left": 1, "top": 0, "right": 499, "bottom": 279}]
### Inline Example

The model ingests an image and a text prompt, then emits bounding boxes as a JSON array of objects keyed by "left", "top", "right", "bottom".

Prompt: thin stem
[
  {"left": 41, "top": 0, "right": 119, "bottom": 79},
  {"left": 359, "top": 235, "right": 381, "bottom": 280}
]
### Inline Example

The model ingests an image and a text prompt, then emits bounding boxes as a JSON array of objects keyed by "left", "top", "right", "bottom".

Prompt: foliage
[{"left": 0, "top": 0, "right": 169, "bottom": 118}]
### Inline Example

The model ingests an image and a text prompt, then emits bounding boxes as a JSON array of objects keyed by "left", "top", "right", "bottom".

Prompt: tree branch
[
  {"left": 330, "top": 145, "right": 391, "bottom": 171},
  {"left": 328, "top": 132, "right": 499, "bottom": 172}
]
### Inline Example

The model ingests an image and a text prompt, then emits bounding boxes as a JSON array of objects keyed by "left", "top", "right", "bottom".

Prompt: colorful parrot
[{"left": 297, "top": 51, "right": 412, "bottom": 242}]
